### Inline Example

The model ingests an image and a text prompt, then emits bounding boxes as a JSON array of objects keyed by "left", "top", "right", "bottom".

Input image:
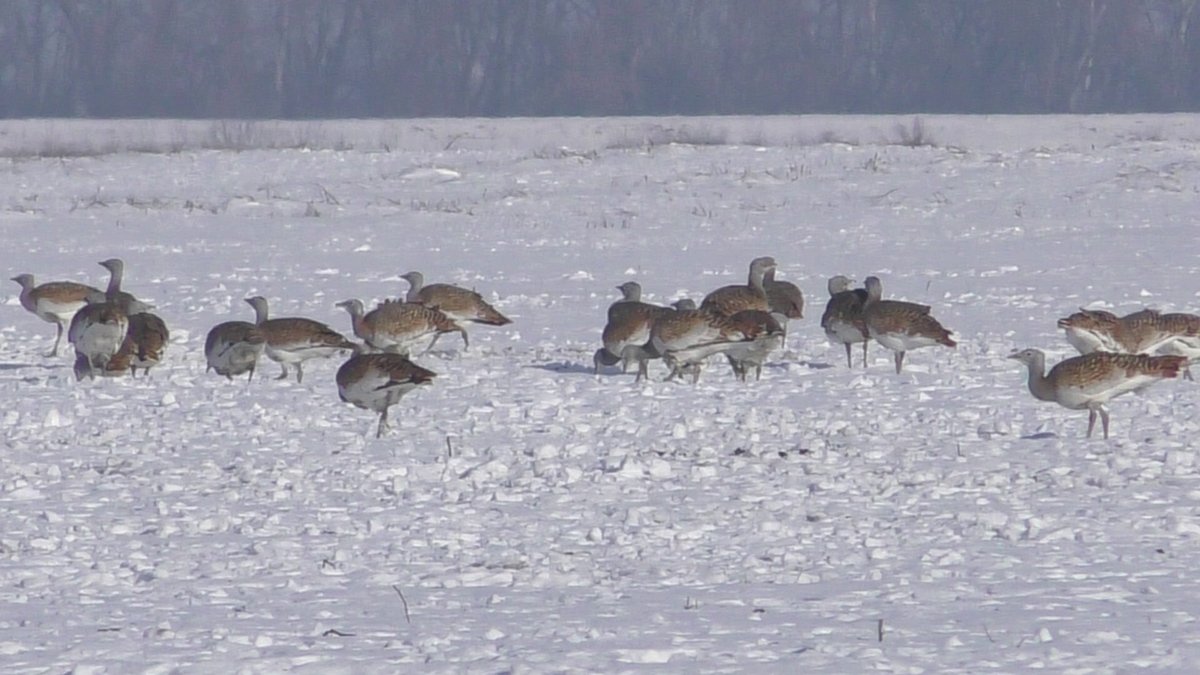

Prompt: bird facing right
[
  {"left": 336, "top": 352, "right": 437, "bottom": 438},
  {"left": 862, "top": 276, "right": 955, "bottom": 373}
]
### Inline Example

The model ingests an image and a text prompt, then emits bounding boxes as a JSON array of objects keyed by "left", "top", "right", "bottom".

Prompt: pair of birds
[
  {"left": 1007, "top": 306, "right": 1200, "bottom": 439},
  {"left": 594, "top": 257, "right": 803, "bottom": 383},
  {"left": 13, "top": 259, "right": 169, "bottom": 381},
  {"left": 819, "top": 275, "right": 957, "bottom": 373},
  {"left": 203, "top": 271, "right": 510, "bottom": 437}
]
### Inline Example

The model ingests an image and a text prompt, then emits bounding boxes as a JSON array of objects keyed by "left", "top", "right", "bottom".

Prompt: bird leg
[
  {"left": 844, "top": 343, "right": 852, "bottom": 369},
  {"left": 663, "top": 356, "right": 680, "bottom": 382},
  {"left": 1086, "top": 408, "right": 1098, "bottom": 439},
  {"left": 422, "top": 333, "right": 443, "bottom": 354},
  {"left": 1100, "top": 406, "right": 1110, "bottom": 440},
  {"left": 376, "top": 408, "right": 389, "bottom": 438},
  {"left": 893, "top": 351, "right": 905, "bottom": 374},
  {"left": 862, "top": 341, "right": 869, "bottom": 368},
  {"left": 276, "top": 363, "right": 290, "bottom": 381},
  {"left": 635, "top": 358, "right": 649, "bottom": 383},
  {"left": 48, "top": 323, "right": 65, "bottom": 357},
  {"left": 295, "top": 363, "right": 304, "bottom": 384}
]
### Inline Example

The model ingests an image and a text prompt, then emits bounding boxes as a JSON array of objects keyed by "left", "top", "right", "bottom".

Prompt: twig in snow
[
  {"left": 446, "top": 435, "right": 454, "bottom": 458},
  {"left": 392, "top": 584, "right": 412, "bottom": 624},
  {"left": 878, "top": 618, "right": 884, "bottom": 642},
  {"left": 983, "top": 624, "right": 995, "bottom": 643},
  {"left": 322, "top": 628, "right": 355, "bottom": 637},
  {"left": 318, "top": 183, "right": 340, "bottom": 205}
]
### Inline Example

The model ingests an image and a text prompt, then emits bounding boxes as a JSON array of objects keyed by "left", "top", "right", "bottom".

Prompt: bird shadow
[
  {"left": 1021, "top": 431, "right": 1059, "bottom": 440},
  {"left": 0, "top": 361, "right": 60, "bottom": 371},
  {"left": 527, "top": 361, "right": 596, "bottom": 375},
  {"left": 790, "top": 359, "right": 837, "bottom": 370}
]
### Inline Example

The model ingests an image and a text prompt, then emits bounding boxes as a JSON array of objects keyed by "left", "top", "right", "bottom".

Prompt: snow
[{"left": 3, "top": 115, "right": 1200, "bottom": 672}]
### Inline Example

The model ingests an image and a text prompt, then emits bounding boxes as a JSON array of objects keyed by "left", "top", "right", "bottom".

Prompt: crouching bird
[{"left": 336, "top": 352, "right": 436, "bottom": 438}]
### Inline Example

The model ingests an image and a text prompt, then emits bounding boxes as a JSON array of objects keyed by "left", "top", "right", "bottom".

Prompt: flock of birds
[
  {"left": 591, "top": 256, "right": 955, "bottom": 384},
  {"left": 10, "top": 257, "right": 1200, "bottom": 439},
  {"left": 11, "top": 259, "right": 510, "bottom": 438}
]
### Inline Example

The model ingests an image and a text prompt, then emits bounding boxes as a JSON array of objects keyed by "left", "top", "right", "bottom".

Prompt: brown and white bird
[
  {"left": 609, "top": 298, "right": 697, "bottom": 380},
  {"left": 89, "top": 258, "right": 154, "bottom": 315},
  {"left": 1145, "top": 312, "right": 1200, "bottom": 371},
  {"left": 722, "top": 309, "right": 786, "bottom": 382},
  {"left": 863, "top": 276, "right": 955, "bottom": 373},
  {"left": 68, "top": 295, "right": 129, "bottom": 382},
  {"left": 700, "top": 256, "right": 776, "bottom": 316},
  {"left": 336, "top": 352, "right": 436, "bottom": 438},
  {"left": 337, "top": 298, "right": 464, "bottom": 356},
  {"left": 117, "top": 312, "right": 168, "bottom": 376},
  {"left": 244, "top": 296, "right": 356, "bottom": 383},
  {"left": 594, "top": 283, "right": 673, "bottom": 374},
  {"left": 604, "top": 281, "right": 654, "bottom": 322},
  {"left": 399, "top": 271, "right": 511, "bottom": 350},
  {"left": 633, "top": 304, "right": 780, "bottom": 383},
  {"left": 205, "top": 311, "right": 267, "bottom": 383},
  {"left": 11, "top": 273, "right": 100, "bottom": 356},
  {"left": 1057, "top": 308, "right": 1126, "bottom": 355},
  {"left": 1009, "top": 348, "right": 1186, "bottom": 439},
  {"left": 762, "top": 267, "right": 804, "bottom": 347},
  {"left": 1059, "top": 307, "right": 1200, "bottom": 379},
  {"left": 820, "top": 275, "right": 870, "bottom": 368},
  {"left": 87, "top": 312, "right": 170, "bottom": 379}
]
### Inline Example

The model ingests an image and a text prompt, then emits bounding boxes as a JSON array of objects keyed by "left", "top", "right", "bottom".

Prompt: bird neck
[
  {"left": 863, "top": 285, "right": 881, "bottom": 309},
  {"left": 405, "top": 275, "right": 424, "bottom": 302},
  {"left": 749, "top": 267, "right": 766, "bottom": 293},
  {"left": 106, "top": 266, "right": 124, "bottom": 296},
  {"left": 345, "top": 305, "right": 367, "bottom": 335},
  {"left": 1024, "top": 358, "right": 1057, "bottom": 402}
]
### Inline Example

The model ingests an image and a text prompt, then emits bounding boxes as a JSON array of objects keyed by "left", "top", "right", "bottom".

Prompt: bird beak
[{"left": 1006, "top": 352, "right": 1021, "bottom": 360}]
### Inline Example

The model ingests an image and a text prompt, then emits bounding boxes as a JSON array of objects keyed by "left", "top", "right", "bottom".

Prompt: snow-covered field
[{"left": 3, "top": 115, "right": 1200, "bottom": 673}]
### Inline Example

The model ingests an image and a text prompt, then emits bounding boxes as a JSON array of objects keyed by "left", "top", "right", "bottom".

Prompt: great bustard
[
  {"left": 820, "top": 275, "right": 870, "bottom": 368},
  {"left": 90, "top": 258, "right": 154, "bottom": 315},
  {"left": 762, "top": 267, "right": 803, "bottom": 347},
  {"left": 244, "top": 296, "right": 356, "bottom": 383},
  {"left": 205, "top": 304, "right": 267, "bottom": 382},
  {"left": 593, "top": 282, "right": 675, "bottom": 375},
  {"left": 1058, "top": 307, "right": 1200, "bottom": 378},
  {"left": 81, "top": 312, "right": 169, "bottom": 380},
  {"left": 336, "top": 352, "right": 436, "bottom": 438},
  {"left": 1009, "top": 348, "right": 1186, "bottom": 439},
  {"left": 628, "top": 303, "right": 782, "bottom": 383},
  {"left": 11, "top": 273, "right": 100, "bottom": 356},
  {"left": 399, "top": 271, "right": 511, "bottom": 350},
  {"left": 337, "top": 298, "right": 464, "bottom": 356},
  {"left": 863, "top": 276, "right": 955, "bottom": 373},
  {"left": 700, "top": 256, "right": 775, "bottom": 316},
  {"left": 722, "top": 309, "right": 786, "bottom": 382}
]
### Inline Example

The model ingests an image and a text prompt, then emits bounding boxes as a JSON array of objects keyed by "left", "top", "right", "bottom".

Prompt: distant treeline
[{"left": 4, "top": 0, "right": 1198, "bottom": 118}]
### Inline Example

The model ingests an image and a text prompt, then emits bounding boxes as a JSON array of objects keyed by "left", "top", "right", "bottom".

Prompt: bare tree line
[{"left": 2, "top": 0, "right": 1198, "bottom": 118}]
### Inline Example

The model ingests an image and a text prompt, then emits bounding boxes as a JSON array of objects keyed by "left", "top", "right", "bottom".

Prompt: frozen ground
[{"left": 2, "top": 115, "right": 1200, "bottom": 673}]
